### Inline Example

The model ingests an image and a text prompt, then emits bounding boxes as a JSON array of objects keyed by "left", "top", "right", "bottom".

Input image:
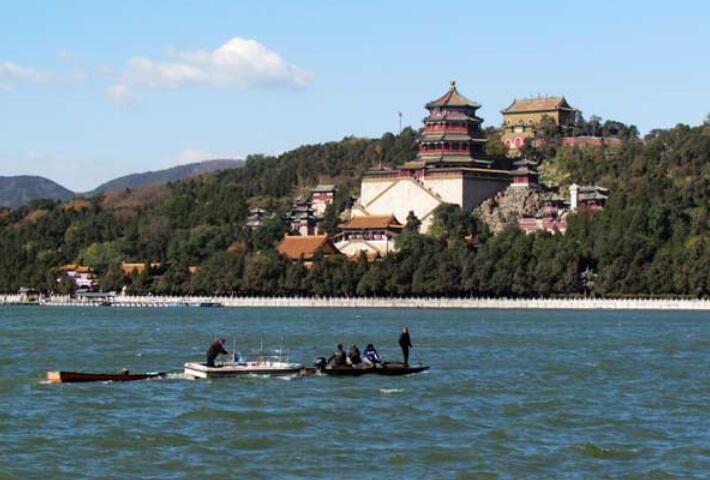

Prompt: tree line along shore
[{"left": 0, "top": 114, "right": 708, "bottom": 299}]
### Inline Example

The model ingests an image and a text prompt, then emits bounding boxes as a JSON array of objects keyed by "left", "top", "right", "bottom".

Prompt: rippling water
[{"left": 1, "top": 307, "right": 709, "bottom": 478}]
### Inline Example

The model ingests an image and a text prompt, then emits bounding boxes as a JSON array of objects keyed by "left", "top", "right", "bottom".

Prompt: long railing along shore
[{"left": 1, "top": 294, "right": 710, "bottom": 310}]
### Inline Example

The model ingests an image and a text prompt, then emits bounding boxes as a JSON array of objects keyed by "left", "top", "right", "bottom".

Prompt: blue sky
[{"left": 1, "top": 0, "right": 708, "bottom": 191}]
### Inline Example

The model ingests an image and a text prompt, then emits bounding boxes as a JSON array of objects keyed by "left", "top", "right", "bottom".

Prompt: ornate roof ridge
[
  {"left": 501, "top": 95, "right": 576, "bottom": 113},
  {"left": 426, "top": 81, "right": 481, "bottom": 109}
]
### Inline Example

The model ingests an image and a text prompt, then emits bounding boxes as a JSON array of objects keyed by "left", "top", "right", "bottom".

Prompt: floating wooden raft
[{"left": 46, "top": 371, "right": 166, "bottom": 384}]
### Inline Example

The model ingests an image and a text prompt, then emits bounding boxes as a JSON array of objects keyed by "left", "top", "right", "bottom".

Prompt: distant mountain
[
  {"left": 0, "top": 175, "right": 74, "bottom": 208},
  {"left": 91, "top": 159, "right": 244, "bottom": 194}
]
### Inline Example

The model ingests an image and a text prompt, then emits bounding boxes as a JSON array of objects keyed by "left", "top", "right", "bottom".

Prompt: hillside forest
[{"left": 1, "top": 117, "right": 709, "bottom": 298}]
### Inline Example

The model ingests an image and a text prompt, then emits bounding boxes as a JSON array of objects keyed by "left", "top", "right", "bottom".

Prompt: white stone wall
[
  {"left": 462, "top": 176, "right": 510, "bottom": 209},
  {"left": 422, "top": 176, "right": 463, "bottom": 204},
  {"left": 334, "top": 238, "right": 394, "bottom": 256},
  {"left": 312, "top": 201, "right": 328, "bottom": 216},
  {"left": 19, "top": 294, "right": 710, "bottom": 311},
  {"left": 357, "top": 173, "right": 510, "bottom": 233},
  {"left": 359, "top": 178, "right": 393, "bottom": 209},
  {"left": 359, "top": 178, "right": 442, "bottom": 227}
]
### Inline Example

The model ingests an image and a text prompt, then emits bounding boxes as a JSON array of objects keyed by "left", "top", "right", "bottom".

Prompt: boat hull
[
  {"left": 46, "top": 371, "right": 164, "bottom": 384},
  {"left": 320, "top": 362, "right": 430, "bottom": 376},
  {"left": 184, "top": 361, "right": 303, "bottom": 379}
]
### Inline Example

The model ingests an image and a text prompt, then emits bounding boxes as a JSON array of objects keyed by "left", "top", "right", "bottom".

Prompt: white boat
[
  {"left": 184, "top": 339, "right": 303, "bottom": 379},
  {"left": 184, "top": 360, "right": 303, "bottom": 379}
]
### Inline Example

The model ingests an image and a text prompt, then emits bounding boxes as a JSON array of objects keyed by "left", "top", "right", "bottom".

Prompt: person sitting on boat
[
  {"left": 206, "top": 338, "right": 229, "bottom": 367},
  {"left": 363, "top": 344, "right": 382, "bottom": 366},
  {"left": 327, "top": 344, "right": 347, "bottom": 366},
  {"left": 348, "top": 344, "right": 362, "bottom": 365},
  {"left": 399, "top": 327, "right": 412, "bottom": 366}
]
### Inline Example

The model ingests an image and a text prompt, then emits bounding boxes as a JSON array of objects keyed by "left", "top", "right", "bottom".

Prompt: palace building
[
  {"left": 416, "top": 80, "right": 487, "bottom": 165},
  {"left": 333, "top": 214, "right": 403, "bottom": 258},
  {"left": 510, "top": 159, "right": 540, "bottom": 189},
  {"left": 276, "top": 234, "right": 339, "bottom": 266},
  {"left": 518, "top": 192, "right": 569, "bottom": 234},
  {"left": 518, "top": 184, "right": 609, "bottom": 235},
  {"left": 500, "top": 96, "right": 577, "bottom": 152},
  {"left": 310, "top": 184, "right": 336, "bottom": 216},
  {"left": 288, "top": 197, "right": 318, "bottom": 236},
  {"left": 570, "top": 184, "right": 608, "bottom": 211},
  {"left": 58, "top": 264, "right": 98, "bottom": 290},
  {"left": 352, "top": 82, "right": 511, "bottom": 232}
]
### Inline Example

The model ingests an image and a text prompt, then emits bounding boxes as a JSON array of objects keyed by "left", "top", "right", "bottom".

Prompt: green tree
[{"left": 404, "top": 211, "right": 421, "bottom": 233}]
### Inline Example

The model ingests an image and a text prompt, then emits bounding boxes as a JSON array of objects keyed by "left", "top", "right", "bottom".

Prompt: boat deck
[{"left": 183, "top": 361, "right": 304, "bottom": 379}]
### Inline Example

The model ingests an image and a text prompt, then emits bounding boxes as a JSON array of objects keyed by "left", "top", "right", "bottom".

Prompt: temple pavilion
[
  {"left": 352, "top": 81, "right": 511, "bottom": 232},
  {"left": 412, "top": 81, "right": 489, "bottom": 168},
  {"left": 500, "top": 96, "right": 577, "bottom": 153}
]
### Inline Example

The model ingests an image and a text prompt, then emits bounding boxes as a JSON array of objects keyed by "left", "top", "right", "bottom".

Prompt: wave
[
  {"left": 574, "top": 442, "right": 640, "bottom": 460},
  {"left": 379, "top": 388, "right": 403, "bottom": 395},
  {"left": 178, "top": 407, "right": 274, "bottom": 422}
]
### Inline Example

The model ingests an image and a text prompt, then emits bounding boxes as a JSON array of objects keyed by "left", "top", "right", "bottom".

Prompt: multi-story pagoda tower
[
  {"left": 417, "top": 81, "right": 487, "bottom": 166},
  {"left": 352, "top": 81, "right": 510, "bottom": 234}
]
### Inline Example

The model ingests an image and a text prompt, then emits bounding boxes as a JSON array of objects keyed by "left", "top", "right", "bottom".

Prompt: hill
[
  {"left": 0, "top": 175, "right": 74, "bottom": 208},
  {"left": 91, "top": 159, "right": 243, "bottom": 194},
  {"left": 0, "top": 123, "right": 707, "bottom": 297}
]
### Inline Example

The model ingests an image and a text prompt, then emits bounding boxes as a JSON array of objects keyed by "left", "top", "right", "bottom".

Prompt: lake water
[{"left": 1, "top": 307, "right": 709, "bottom": 479}]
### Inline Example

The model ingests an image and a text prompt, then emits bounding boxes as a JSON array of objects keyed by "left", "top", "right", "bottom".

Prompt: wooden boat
[
  {"left": 319, "top": 362, "right": 429, "bottom": 377},
  {"left": 46, "top": 370, "right": 166, "bottom": 384}
]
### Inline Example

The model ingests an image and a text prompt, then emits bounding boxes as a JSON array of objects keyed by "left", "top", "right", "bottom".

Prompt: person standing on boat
[
  {"left": 206, "top": 338, "right": 229, "bottom": 367},
  {"left": 328, "top": 344, "right": 347, "bottom": 366},
  {"left": 398, "top": 327, "right": 412, "bottom": 366}
]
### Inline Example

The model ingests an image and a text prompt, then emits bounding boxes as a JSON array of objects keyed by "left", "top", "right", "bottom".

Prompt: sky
[{"left": 1, "top": 0, "right": 709, "bottom": 191}]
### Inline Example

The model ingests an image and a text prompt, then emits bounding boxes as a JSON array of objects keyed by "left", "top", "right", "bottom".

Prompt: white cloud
[
  {"left": 107, "top": 84, "right": 141, "bottom": 106},
  {"left": 0, "top": 59, "right": 88, "bottom": 91},
  {"left": 108, "top": 36, "right": 311, "bottom": 105},
  {"left": 55, "top": 49, "right": 88, "bottom": 84},
  {"left": 0, "top": 61, "right": 48, "bottom": 89}
]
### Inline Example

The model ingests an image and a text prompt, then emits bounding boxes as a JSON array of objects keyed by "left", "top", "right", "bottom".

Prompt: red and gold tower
[{"left": 417, "top": 81, "right": 487, "bottom": 166}]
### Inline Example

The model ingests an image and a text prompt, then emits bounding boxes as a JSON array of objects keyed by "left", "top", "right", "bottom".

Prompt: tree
[
  {"left": 100, "top": 263, "right": 126, "bottom": 292},
  {"left": 404, "top": 211, "right": 421, "bottom": 233},
  {"left": 242, "top": 252, "right": 283, "bottom": 295},
  {"left": 56, "top": 275, "right": 75, "bottom": 295}
]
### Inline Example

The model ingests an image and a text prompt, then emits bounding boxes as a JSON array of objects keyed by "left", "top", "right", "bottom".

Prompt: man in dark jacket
[
  {"left": 398, "top": 327, "right": 412, "bottom": 366},
  {"left": 348, "top": 344, "right": 362, "bottom": 365},
  {"left": 206, "top": 338, "right": 229, "bottom": 367},
  {"left": 328, "top": 344, "right": 347, "bottom": 366}
]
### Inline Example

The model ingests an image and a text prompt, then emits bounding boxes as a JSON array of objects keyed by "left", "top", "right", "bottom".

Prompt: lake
[{"left": 1, "top": 307, "right": 708, "bottom": 478}]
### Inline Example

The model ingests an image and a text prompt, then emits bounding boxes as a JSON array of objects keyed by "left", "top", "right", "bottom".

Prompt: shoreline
[{"left": 2, "top": 294, "right": 710, "bottom": 311}]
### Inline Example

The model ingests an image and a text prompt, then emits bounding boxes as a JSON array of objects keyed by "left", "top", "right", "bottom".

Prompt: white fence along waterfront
[{"left": 2, "top": 294, "right": 710, "bottom": 310}]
